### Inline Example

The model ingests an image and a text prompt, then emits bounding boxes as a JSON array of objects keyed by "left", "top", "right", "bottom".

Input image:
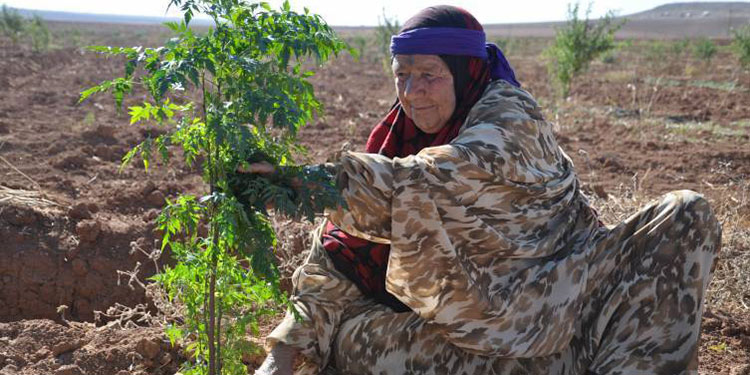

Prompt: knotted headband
[{"left": 390, "top": 27, "right": 520, "bottom": 87}]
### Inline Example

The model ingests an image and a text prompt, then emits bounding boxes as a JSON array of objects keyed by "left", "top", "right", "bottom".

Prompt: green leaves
[
  {"left": 78, "top": 77, "right": 133, "bottom": 108},
  {"left": 128, "top": 99, "right": 191, "bottom": 125}
]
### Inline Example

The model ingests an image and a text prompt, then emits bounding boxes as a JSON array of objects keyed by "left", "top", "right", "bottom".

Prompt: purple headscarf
[{"left": 391, "top": 27, "right": 520, "bottom": 87}]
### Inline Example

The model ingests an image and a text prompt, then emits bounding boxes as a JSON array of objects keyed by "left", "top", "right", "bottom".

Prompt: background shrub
[
  {"left": 693, "top": 38, "right": 717, "bottom": 62},
  {"left": 0, "top": 5, "right": 25, "bottom": 43},
  {"left": 374, "top": 9, "right": 400, "bottom": 73},
  {"left": 544, "top": 2, "right": 623, "bottom": 97},
  {"left": 0, "top": 5, "right": 50, "bottom": 51},
  {"left": 670, "top": 38, "right": 691, "bottom": 57},
  {"left": 27, "top": 15, "right": 50, "bottom": 52},
  {"left": 732, "top": 24, "right": 750, "bottom": 68}
]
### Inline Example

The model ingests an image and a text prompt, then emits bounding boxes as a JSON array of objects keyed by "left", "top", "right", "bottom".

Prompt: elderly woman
[{"left": 255, "top": 6, "right": 721, "bottom": 375}]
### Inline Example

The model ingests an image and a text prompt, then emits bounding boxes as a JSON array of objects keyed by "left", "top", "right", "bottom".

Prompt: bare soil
[{"left": 0, "top": 21, "right": 748, "bottom": 374}]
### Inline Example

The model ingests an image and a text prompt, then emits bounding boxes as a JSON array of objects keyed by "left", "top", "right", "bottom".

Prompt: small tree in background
[
  {"left": 375, "top": 9, "right": 400, "bottom": 73},
  {"left": 670, "top": 38, "right": 690, "bottom": 57},
  {"left": 0, "top": 5, "right": 26, "bottom": 44},
  {"left": 79, "top": 1, "right": 347, "bottom": 374},
  {"left": 0, "top": 6, "right": 50, "bottom": 51},
  {"left": 544, "top": 2, "right": 623, "bottom": 97},
  {"left": 693, "top": 37, "right": 717, "bottom": 63},
  {"left": 27, "top": 15, "right": 50, "bottom": 52},
  {"left": 349, "top": 34, "right": 368, "bottom": 61},
  {"left": 732, "top": 24, "right": 750, "bottom": 68}
]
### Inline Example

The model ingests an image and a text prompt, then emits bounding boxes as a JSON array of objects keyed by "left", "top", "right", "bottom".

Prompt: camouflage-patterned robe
[{"left": 267, "top": 80, "right": 722, "bottom": 375}]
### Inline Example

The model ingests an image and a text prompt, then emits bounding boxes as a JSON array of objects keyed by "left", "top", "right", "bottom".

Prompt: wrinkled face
[{"left": 392, "top": 54, "right": 456, "bottom": 134}]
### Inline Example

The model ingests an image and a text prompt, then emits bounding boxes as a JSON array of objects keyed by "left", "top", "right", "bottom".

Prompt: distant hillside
[
  {"left": 8, "top": 2, "right": 750, "bottom": 39},
  {"left": 486, "top": 2, "right": 750, "bottom": 39},
  {"left": 13, "top": 8, "right": 213, "bottom": 26},
  {"left": 629, "top": 2, "right": 750, "bottom": 19}
]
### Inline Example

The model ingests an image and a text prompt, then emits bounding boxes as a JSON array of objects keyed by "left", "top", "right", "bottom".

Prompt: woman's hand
[
  {"left": 238, "top": 162, "right": 303, "bottom": 189},
  {"left": 253, "top": 343, "right": 298, "bottom": 375},
  {"left": 238, "top": 161, "right": 276, "bottom": 175}
]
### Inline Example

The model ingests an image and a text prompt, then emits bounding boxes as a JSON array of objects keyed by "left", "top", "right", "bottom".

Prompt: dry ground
[{"left": 0, "top": 21, "right": 748, "bottom": 374}]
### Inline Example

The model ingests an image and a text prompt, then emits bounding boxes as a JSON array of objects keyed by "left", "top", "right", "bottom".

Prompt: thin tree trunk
[
  {"left": 208, "top": 265, "right": 217, "bottom": 375},
  {"left": 203, "top": 70, "right": 217, "bottom": 375},
  {"left": 217, "top": 301, "right": 223, "bottom": 374}
]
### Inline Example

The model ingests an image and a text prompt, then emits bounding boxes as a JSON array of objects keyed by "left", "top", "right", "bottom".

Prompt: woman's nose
[{"left": 403, "top": 76, "right": 425, "bottom": 99}]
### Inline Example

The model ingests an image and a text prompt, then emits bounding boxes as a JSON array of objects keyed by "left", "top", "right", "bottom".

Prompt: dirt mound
[
  {"left": 0, "top": 187, "right": 161, "bottom": 323},
  {"left": 0, "top": 319, "right": 182, "bottom": 375}
]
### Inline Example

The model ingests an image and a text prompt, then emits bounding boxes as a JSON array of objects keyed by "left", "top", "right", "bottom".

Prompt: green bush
[
  {"left": 618, "top": 38, "right": 634, "bottom": 50},
  {"left": 348, "top": 34, "right": 368, "bottom": 61},
  {"left": 494, "top": 37, "right": 520, "bottom": 55},
  {"left": 670, "top": 38, "right": 690, "bottom": 57},
  {"left": 599, "top": 49, "right": 617, "bottom": 64},
  {"left": 693, "top": 38, "right": 717, "bottom": 62},
  {"left": 732, "top": 24, "right": 750, "bottom": 68},
  {"left": 645, "top": 40, "right": 667, "bottom": 62},
  {"left": 0, "top": 6, "right": 50, "bottom": 51},
  {"left": 544, "top": 2, "right": 623, "bottom": 96},
  {"left": 375, "top": 9, "right": 400, "bottom": 72},
  {"left": 27, "top": 15, "right": 50, "bottom": 52},
  {"left": 0, "top": 5, "right": 25, "bottom": 43}
]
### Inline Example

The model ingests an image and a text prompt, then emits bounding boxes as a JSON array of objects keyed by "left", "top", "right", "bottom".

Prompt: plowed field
[{"left": 0, "top": 22, "right": 748, "bottom": 374}]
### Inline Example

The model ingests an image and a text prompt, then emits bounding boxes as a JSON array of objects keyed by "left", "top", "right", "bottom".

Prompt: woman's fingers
[{"left": 238, "top": 161, "right": 275, "bottom": 174}]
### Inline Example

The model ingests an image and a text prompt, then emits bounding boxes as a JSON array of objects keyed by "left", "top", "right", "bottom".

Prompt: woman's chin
[{"left": 414, "top": 121, "right": 446, "bottom": 134}]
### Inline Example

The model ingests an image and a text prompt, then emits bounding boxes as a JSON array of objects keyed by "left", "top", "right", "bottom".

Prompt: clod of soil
[
  {"left": 68, "top": 203, "right": 92, "bottom": 220},
  {"left": 145, "top": 190, "right": 166, "bottom": 207},
  {"left": 4, "top": 206, "right": 37, "bottom": 227},
  {"left": 136, "top": 338, "right": 161, "bottom": 360},
  {"left": 75, "top": 219, "right": 101, "bottom": 243},
  {"left": 71, "top": 259, "right": 88, "bottom": 277},
  {"left": 54, "top": 364, "right": 84, "bottom": 375},
  {"left": 93, "top": 145, "right": 115, "bottom": 161}
]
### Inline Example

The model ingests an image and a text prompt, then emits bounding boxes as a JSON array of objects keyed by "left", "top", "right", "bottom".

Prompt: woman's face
[{"left": 392, "top": 54, "right": 456, "bottom": 134}]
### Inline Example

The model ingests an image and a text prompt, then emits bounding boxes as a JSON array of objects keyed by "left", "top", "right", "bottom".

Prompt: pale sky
[{"left": 0, "top": 0, "right": 741, "bottom": 26}]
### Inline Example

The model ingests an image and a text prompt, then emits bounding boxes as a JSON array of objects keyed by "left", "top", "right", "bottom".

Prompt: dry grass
[
  {"left": 0, "top": 185, "right": 61, "bottom": 211},
  {"left": 586, "top": 179, "right": 750, "bottom": 315},
  {"left": 703, "top": 180, "right": 750, "bottom": 313},
  {"left": 271, "top": 215, "right": 320, "bottom": 291}
]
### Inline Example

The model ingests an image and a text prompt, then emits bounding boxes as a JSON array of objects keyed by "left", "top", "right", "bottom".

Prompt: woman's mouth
[{"left": 411, "top": 105, "right": 436, "bottom": 111}]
